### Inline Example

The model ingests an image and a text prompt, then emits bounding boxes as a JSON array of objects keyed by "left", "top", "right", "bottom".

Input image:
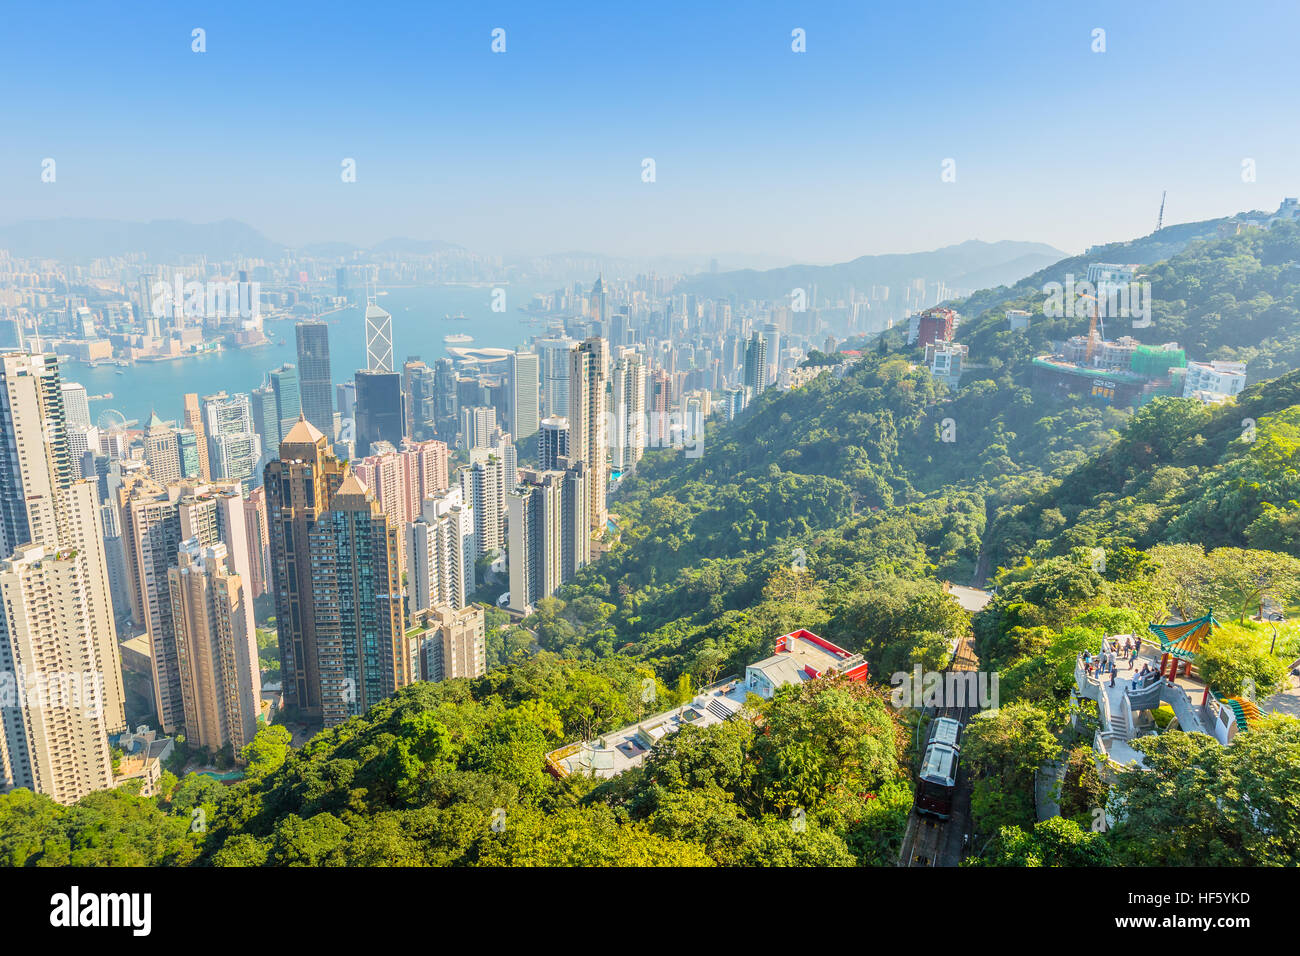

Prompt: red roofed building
[{"left": 744, "top": 629, "right": 868, "bottom": 698}]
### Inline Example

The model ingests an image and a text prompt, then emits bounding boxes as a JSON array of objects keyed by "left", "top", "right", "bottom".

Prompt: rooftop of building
[
  {"left": 281, "top": 413, "right": 326, "bottom": 446},
  {"left": 546, "top": 677, "right": 753, "bottom": 780}
]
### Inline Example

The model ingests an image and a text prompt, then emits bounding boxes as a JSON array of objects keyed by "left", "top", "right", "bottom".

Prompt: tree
[
  {"left": 974, "top": 817, "right": 1113, "bottom": 866},
  {"left": 1197, "top": 621, "right": 1289, "bottom": 700},
  {"left": 962, "top": 703, "right": 1060, "bottom": 834},
  {"left": 240, "top": 724, "right": 293, "bottom": 779},
  {"left": 1110, "top": 716, "right": 1300, "bottom": 865}
]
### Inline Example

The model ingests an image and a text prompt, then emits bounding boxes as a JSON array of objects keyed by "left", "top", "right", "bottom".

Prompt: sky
[{"left": 2, "top": 0, "right": 1299, "bottom": 264}]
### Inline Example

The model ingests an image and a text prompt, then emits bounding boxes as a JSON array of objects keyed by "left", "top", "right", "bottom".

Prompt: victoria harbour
[{"left": 66, "top": 282, "right": 551, "bottom": 426}]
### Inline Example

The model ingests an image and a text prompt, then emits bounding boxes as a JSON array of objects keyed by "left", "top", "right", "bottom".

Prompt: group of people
[
  {"left": 1133, "top": 662, "right": 1163, "bottom": 688},
  {"left": 1082, "top": 636, "right": 1144, "bottom": 687}
]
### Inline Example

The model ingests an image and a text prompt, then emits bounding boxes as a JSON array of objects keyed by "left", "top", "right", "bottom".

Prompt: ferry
[{"left": 444, "top": 333, "right": 473, "bottom": 344}]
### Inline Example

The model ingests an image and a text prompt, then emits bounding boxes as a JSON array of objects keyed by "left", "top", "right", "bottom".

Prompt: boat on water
[{"left": 444, "top": 333, "right": 473, "bottom": 344}]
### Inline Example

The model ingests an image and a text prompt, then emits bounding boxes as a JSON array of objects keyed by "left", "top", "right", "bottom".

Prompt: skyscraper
[
  {"left": 203, "top": 392, "right": 262, "bottom": 488},
  {"left": 242, "top": 486, "right": 270, "bottom": 600},
  {"left": 251, "top": 384, "right": 280, "bottom": 460},
  {"left": 508, "top": 470, "right": 563, "bottom": 615},
  {"left": 0, "top": 352, "right": 74, "bottom": 560},
  {"left": 536, "top": 335, "right": 577, "bottom": 418},
  {"left": 295, "top": 320, "right": 334, "bottom": 435},
  {"left": 143, "top": 412, "right": 181, "bottom": 484},
  {"left": 431, "top": 357, "right": 459, "bottom": 445},
  {"left": 176, "top": 428, "right": 201, "bottom": 479},
  {"left": 365, "top": 303, "right": 394, "bottom": 372},
  {"left": 461, "top": 452, "right": 506, "bottom": 560},
  {"left": 610, "top": 349, "right": 646, "bottom": 472},
  {"left": 354, "top": 370, "right": 405, "bottom": 457},
  {"left": 507, "top": 460, "right": 588, "bottom": 615},
  {"left": 168, "top": 539, "right": 261, "bottom": 753},
  {"left": 406, "top": 486, "right": 475, "bottom": 617},
  {"left": 402, "top": 358, "right": 438, "bottom": 441},
  {"left": 539, "top": 415, "right": 570, "bottom": 471},
  {"left": 183, "top": 392, "right": 212, "bottom": 481},
  {"left": 508, "top": 350, "right": 540, "bottom": 440},
  {"left": 0, "top": 352, "right": 126, "bottom": 804},
  {"left": 269, "top": 364, "right": 302, "bottom": 443},
  {"left": 309, "top": 474, "right": 409, "bottom": 727},
  {"left": 263, "top": 416, "right": 348, "bottom": 718},
  {"left": 649, "top": 367, "right": 671, "bottom": 447},
  {"left": 60, "top": 381, "right": 91, "bottom": 430},
  {"left": 568, "top": 337, "right": 609, "bottom": 534},
  {"left": 744, "top": 332, "right": 769, "bottom": 398},
  {"left": 460, "top": 405, "right": 498, "bottom": 451},
  {"left": 0, "top": 534, "right": 123, "bottom": 805}
]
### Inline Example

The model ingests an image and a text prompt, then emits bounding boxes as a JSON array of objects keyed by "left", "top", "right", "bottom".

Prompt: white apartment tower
[
  {"left": 568, "top": 337, "right": 609, "bottom": 535},
  {"left": 610, "top": 348, "right": 646, "bottom": 472},
  {"left": 0, "top": 352, "right": 126, "bottom": 805}
]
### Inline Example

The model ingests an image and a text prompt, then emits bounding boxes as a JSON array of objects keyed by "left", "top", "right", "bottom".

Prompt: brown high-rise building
[
  {"left": 183, "top": 393, "right": 211, "bottom": 481},
  {"left": 242, "top": 486, "right": 270, "bottom": 599},
  {"left": 263, "top": 415, "right": 347, "bottom": 718}
]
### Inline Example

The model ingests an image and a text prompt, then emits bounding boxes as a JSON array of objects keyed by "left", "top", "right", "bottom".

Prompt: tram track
[{"left": 898, "top": 634, "right": 980, "bottom": 867}]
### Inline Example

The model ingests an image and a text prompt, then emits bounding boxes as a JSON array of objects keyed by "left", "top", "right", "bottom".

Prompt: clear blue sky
[{"left": 2, "top": 0, "right": 1298, "bottom": 262}]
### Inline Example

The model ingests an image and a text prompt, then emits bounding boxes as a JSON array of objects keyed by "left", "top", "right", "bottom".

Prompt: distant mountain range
[
  {"left": 0, "top": 219, "right": 1062, "bottom": 288},
  {"left": 0, "top": 219, "right": 288, "bottom": 262},
  {"left": 674, "top": 239, "right": 1070, "bottom": 301}
]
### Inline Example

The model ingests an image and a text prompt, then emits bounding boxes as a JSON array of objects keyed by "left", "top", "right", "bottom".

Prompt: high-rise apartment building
[
  {"left": 263, "top": 416, "right": 348, "bottom": 718},
  {"left": 295, "top": 320, "right": 334, "bottom": 436},
  {"left": 118, "top": 474, "right": 251, "bottom": 733},
  {"left": 507, "top": 461, "right": 588, "bottom": 615},
  {"left": 242, "top": 486, "right": 270, "bottom": 600},
  {"left": 744, "top": 332, "right": 769, "bottom": 398},
  {"left": 168, "top": 539, "right": 261, "bottom": 753},
  {"left": 411, "top": 604, "right": 486, "bottom": 682},
  {"left": 405, "top": 486, "right": 475, "bottom": 617},
  {"left": 610, "top": 349, "right": 646, "bottom": 471},
  {"left": 460, "top": 405, "right": 498, "bottom": 451},
  {"left": 568, "top": 337, "right": 609, "bottom": 535},
  {"left": 461, "top": 452, "right": 506, "bottom": 560},
  {"left": 308, "top": 474, "right": 409, "bottom": 727},
  {"left": 352, "top": 438, "right": 450, "bottom": 543},
  {"left": 0, "top": 352, "right": 126, "bottom": 804},
  {"left": 0, "top": 535, "right": 123, "bottom": 805}
]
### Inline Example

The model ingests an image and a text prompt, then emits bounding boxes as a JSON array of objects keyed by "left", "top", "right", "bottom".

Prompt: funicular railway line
[{"left": 898, "top": 634, "right": 979, "bottom": 867}]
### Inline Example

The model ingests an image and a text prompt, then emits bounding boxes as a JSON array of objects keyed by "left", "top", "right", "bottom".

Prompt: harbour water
[{"left": 65, "top": 283, "right": 555, "bottom": 426}]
